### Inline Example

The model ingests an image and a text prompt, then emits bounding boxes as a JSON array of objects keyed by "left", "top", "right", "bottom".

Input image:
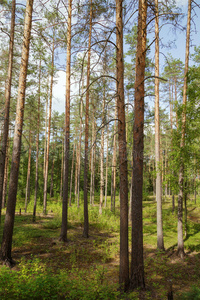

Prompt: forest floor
[{"left": 0, "top": 196, "right": 200, "bottom": 299}]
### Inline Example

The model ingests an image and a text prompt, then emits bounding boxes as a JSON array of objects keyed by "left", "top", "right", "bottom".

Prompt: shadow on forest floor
[{"left": 0, "top": 201, "right": 200, "bottom": 299}]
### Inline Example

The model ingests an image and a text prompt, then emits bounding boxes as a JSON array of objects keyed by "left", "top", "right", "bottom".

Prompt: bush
[
  {"left": 0, "top": 258, "right": 120, "bottom": 300},
  {"left": 181, "top": 286, "right": 200, "bottom": 300}
]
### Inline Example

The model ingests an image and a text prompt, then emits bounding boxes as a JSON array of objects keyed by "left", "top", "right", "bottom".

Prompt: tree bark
[
  {"left": 116, "top": 0, "right": 129, "bottom": 291},
  {"left": 99, "top": 87, "right": 105, "bottom": 214},
  {"left": 43, "top": 77, "right": 49, "bottom": 180},
  {"left": 130, "top": 0, "right": 147, "bottom": 290},
  {"left": 60, "top": 135, "right": 64, "bottom": 199},
  {"left": 76, "top": 100, "right": 83, "bottom": 207},
  {"left": 1, "top": 0, "right": 34, "bottom": 265},
  {"left": 104, "top": 128, "right": 109, "bottom": 207},
  {"left": 69, "top": 143, "right": 75, "bottom": 206},
  {"left": 155, "top": 0, "right": 164, "bottom": 251},
  {"left": 90, "top": 105, "right": 95, "bottom": 205},
  {"left": 111, "top": 99, "right": 117, "bottom": 213},
  {"left": 25, "top": 130, "right": 32, "bottom": 213},
  {"left": 50, "top": 129, "right": 56, "bottom": 198},
  {"left": 33, "top": 59, "right": 41, "bottom": 222},
  {"left": 43, "top": 36, "right": 54, "bottom": 214},
  {"left": 177, "top": 0, "right": 191, "bottom": 258},
  {"left": 83, "top": 0, "right": 92, "bottom": 238},
  {"left": 2, "top": 138, "right": 9, "bottom": 209},
  {"left": 60, "top": 0, "right": 72, "bottom": 242},
  {"left": 0, "top": 0, "right": 15, "bottom": 222}
]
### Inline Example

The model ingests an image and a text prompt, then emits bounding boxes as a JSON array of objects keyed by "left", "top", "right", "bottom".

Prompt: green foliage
[
  {"left": 0, "top": 258, "right": 120, "bottom": 300},
  {"left": 181, "top": 286, "right": 200, "bottom": 300}
]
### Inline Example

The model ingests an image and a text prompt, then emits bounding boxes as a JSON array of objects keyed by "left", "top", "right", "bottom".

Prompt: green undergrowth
[
  {"left": 0, "top": 258, "right": 120, "bottom": 300},
  {"left": 0, "top": 195, "right": 200, "bottom": 299}
]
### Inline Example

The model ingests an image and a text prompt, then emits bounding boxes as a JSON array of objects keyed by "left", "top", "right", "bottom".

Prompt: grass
[{"left": 0, "top": 195, "right": 200, "bottom": 299}]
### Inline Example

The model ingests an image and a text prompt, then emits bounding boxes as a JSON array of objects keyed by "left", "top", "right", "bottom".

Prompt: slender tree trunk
[
  {"left": 177, "top": 0, "right": 191, "bottom": 258},
  {"left": 60, "top": 0, "right": 72, "bottom": 242},
  {"left": 50, "top": 157, "right": 55, "bottom": 198},
  {"left": 194, "top": 170, "right": 196, "bottom": 204},
  {"left": 104, "top": 128, "right": 109, "bottom": 207},
  {"left": 44, "top": 77, "right": 49, "bottom": 179},
  {"left": 99, "top": 89, "right": 105, "bottom": 214},
  {"left": 0, "top": 0, "right": 15, "bottom": 222},
  {"left": 33, "top": 59, "right": 41, "bottom": 222},
  {"left": 50, "top": 129, "right": 56, "bottom": 198},
  {"left": 172, "top": 195, "right": 175, "bottom": 213},
  {"left": 2, "top": 138, "right": 9, "bottom": 209},
  {"left": 43, "top": 37, "right": 54, "bottom": 214},
  {"left": 60, "top": 135, "right": 64, "bottom": 198},
  {"left": 74, "top": 148, "right": 78, "bottom": 201},
  {"left": 155, "top": 0, "right": 164, "bottom": 251},
  {"left": 130, "top": 0, "right": 147, "bottom": 290},
  {"left": 83, "top": 0, "right": 92, "bottom": 238},
  {"left": 129, "top": 172, "right": 133, "bottom": 222},
  {"left": 175, "top": 78, "right": 178, "bottom": 129},
  {"left": 184, "top": 181, "right": 187, "bottom": 238},
  {"left": 90, "top": 105, "right": 95, "bottom": 205},
  {"left": 92, "top": 135, "right": 96, "bottom": 205},
  {"left": 77, "top": 100, "right": 83, "bottom": 207},
  {"left": 25, "top": 130, "right": 32, "bottom": 213},
  {"left": 111, "top": 99, "right": 117, "bottom": 212},
  {"left": 1, "top": 0, "right": 34, "bottom": 265},
  {"left": 116, "top": 0, "right": 129, "bottom": 290},
  {"left": 69, "top": 143, "right": 75, "bottom": 206}
]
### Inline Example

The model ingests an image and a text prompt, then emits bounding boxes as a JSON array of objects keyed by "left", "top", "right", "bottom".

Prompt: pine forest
[{"left": 0, "top": 0, "right": 200, "bottom": 299}]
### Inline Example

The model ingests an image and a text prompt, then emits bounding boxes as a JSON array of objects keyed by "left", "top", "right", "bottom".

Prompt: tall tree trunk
[
  {"left": 50, "top": 129, "right": 56, "bottom": 198},
  {"left": 104, "top": 128, "right": 109, "bottom": 207},
  {"left": 155, "top": 0, "right": 164, "bottom": 251},
  {"left": 184, "top": 181, "right": 188, "bottom": 238},
  {"left": 130, "top": 0, "right": 147, "bottom": 290},
  {"left": 177, "top": 0, "right": 191, "bottom": 258},
  {"left": 25, "top": 130, "right": 32, "bottom": 213},
  {"left": 175, "top": 78, "right": 178, "bottom": 129},
  {"left": 50, "top": 157, "right": 55, "bottom": 198},
  {"left": 111, "top": 99, "right": 117, "bottom": 212},
  {"left": 83, "top": 0, "right": 92, "bottom": 238},
  {"left": 76, "top": 100, "right": 83, "bottom": 207},
  {"left": 69, "top": 143, "right": 75, "bottom": 206},
  {"left": 44, "top": 77, "right": 49, "bottom": 179},
  {"left": 90, "top": 105, "right": 95, "bottom": 205},
  {"left": 116, "top": 0, "right": 129, "bottom": 291},
  {"left": 91, "top": 133, "right": 96, "bottom": 206},
  {"left": 0, "top": 0, "right": 15, "bottom": 222},
  {"left": 33, "top": 59, "right": 41, "bottom": 222},
  {"left": 2, "top": 138, "right": 9, "bottom": 209},
  {"left": 60, "top": 135, "right": 64, "bottom": 198},
  {"left": 99, "top": 90, "right": 105, "bottom": 214},
  {"left": 60, "top": 0, "right": 72, "bottom": 242},
  {"left": 1, "top": 0, "right": 34, "bottom": 266},
  {"left": 43, "top": 36, "right": 54, "bottom": 214}
]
